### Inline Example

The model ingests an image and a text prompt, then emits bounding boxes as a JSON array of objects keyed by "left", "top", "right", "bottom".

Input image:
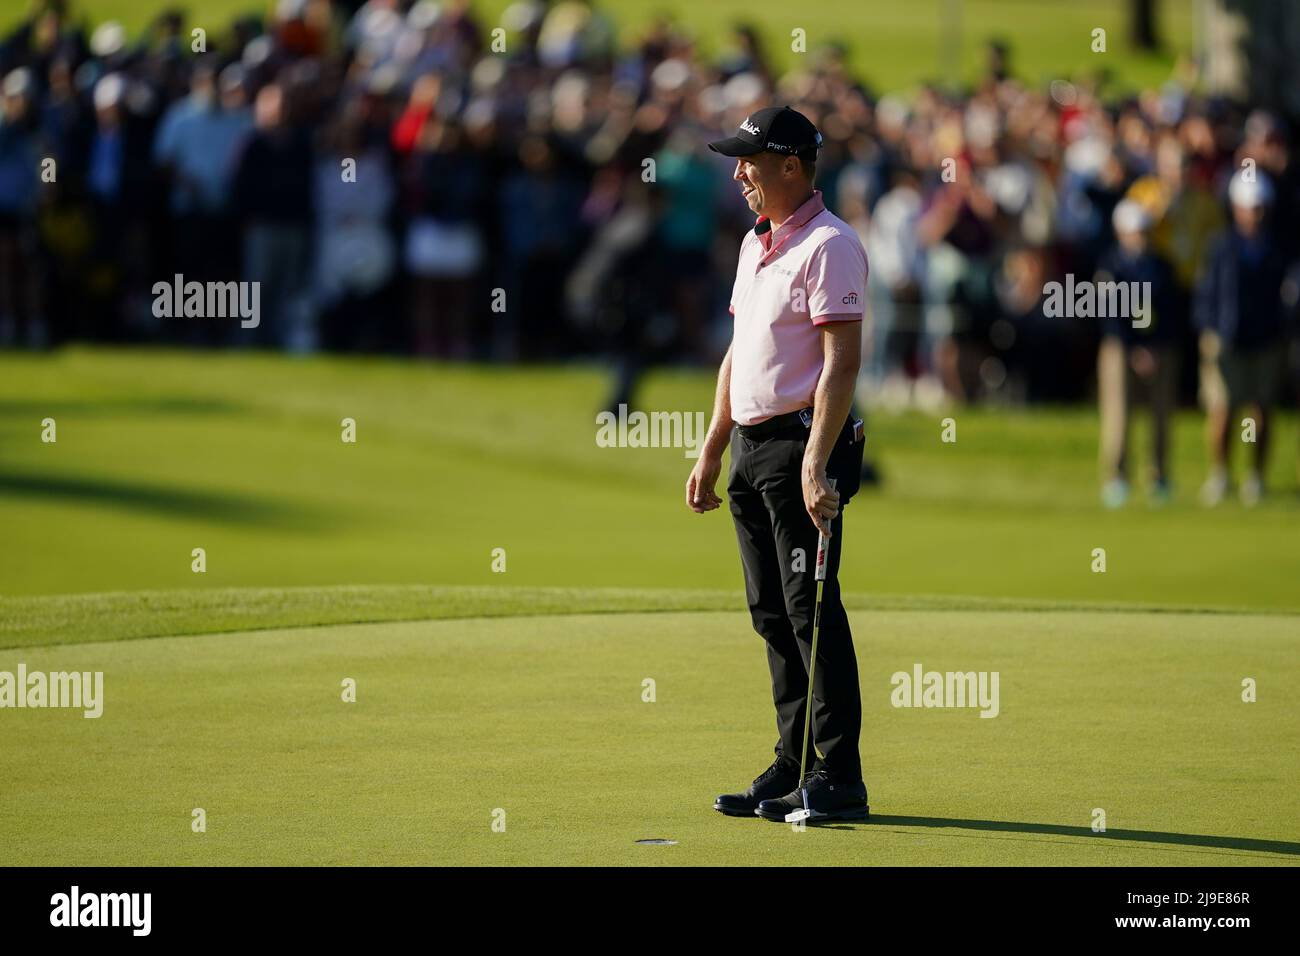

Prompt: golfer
[{"left": 686, "top": 106, "right": 869, "bottom": 821}]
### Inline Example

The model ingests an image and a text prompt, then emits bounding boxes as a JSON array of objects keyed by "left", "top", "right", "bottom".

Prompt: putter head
[{"left": 784, "top": 787, "right": 813, "bottom": 823}]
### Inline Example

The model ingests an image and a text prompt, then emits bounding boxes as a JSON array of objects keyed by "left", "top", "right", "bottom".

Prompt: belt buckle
[
  {"left": 798, "top": 408, "right": 813, "bottom": 428},
  {"left": 852, "top": 418, "right": 865, "bottom": 443}
]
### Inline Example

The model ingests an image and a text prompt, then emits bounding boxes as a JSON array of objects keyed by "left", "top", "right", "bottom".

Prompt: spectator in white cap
[
  {"left": 1194, "top": 170, "right": 1292, "bottom": 506},
  {"left": 86, "top": 71, "right": 156, "bottom": 339},
  {"left": 1094, "top": 198, "right": 1181, "bottom": 507}
]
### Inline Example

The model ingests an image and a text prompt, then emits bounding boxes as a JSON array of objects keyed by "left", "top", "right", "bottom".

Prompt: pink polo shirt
[{"left": 728, "top": 190, "right": 867, "bottom": 426}]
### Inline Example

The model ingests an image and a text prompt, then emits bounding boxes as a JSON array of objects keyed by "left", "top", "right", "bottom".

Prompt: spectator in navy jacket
[
  {"left": 232, "top": 81, "right": 315, "bottom": 349},
  {"left": 0, "top": 68, "right": 42, "bottom": 345},
  {"left": 1095, "top": 199, "right": 1182, "bottom": 507},
  {"left": 1194, "top": 171, "right": 1295, "bottom": 507}
]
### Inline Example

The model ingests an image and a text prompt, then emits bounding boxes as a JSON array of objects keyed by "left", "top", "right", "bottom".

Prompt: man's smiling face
[{"left": 733, "top": 152, "right": 787, "bottom": 215}]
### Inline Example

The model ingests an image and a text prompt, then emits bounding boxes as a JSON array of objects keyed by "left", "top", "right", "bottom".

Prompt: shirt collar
[{"left": 759, "top": 189, "right": 825, "bottom": 236}]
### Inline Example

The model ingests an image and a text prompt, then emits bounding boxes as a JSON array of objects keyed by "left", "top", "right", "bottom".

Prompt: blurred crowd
[{"left": 0, "top": 1, "right": 1298, "bottom": 501}]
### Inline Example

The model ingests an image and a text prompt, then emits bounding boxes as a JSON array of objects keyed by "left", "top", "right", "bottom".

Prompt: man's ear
[{"left": 784, "top": 157, "right": 798, "bottom": 178}]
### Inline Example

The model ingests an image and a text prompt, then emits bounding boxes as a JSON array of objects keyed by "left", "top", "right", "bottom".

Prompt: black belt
[
  {"left": 737, "top": 408, "right": 813, "bottom": 440},
  {"left": 738, "top": 408, "right": 865, "bottom": 444}
]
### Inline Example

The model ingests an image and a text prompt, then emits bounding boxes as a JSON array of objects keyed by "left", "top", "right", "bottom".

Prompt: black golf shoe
[
  {"left": 714, "top": 758, "right": 801, "bottom": 817},
  {"left": 755, "top": 770, "right": 870, "bottom": 822}
]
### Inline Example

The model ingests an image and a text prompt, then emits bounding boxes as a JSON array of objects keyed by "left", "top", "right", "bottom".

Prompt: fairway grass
[
  {"left": 2, "top": 589, "right": 1297, "bottom": 866},
  {"left": 3, "top": 348, "right": 1299, "bottom": 610}
]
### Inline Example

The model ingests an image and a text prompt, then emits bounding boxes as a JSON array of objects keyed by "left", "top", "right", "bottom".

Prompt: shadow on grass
[
  {"left": 818, "top": 815, "right": 1300, "bottom": 856},
  {"left": 0, "top": 472, "right": 328, "bottom": 529}
]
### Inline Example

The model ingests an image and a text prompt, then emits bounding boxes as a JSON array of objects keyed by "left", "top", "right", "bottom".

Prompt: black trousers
[{"left": 727, "top": 416, "right": 865, "bottom": 782}]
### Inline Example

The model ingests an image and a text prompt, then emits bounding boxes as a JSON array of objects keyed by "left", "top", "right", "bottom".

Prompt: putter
[{"left": 786, "top": 479, "right": 835, "bottom": 825}]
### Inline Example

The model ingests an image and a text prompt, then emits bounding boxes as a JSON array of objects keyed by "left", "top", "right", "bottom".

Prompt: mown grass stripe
[{"left": 3, "top": 585, "right": 1295, "bottom": 650}]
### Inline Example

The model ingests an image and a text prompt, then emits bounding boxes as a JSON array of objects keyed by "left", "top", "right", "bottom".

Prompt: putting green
[{"left": 3, "top": 596, "right": 1296, "bottom": 866}]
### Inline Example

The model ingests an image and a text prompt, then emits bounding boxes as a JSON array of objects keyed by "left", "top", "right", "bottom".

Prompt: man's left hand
[{"left": 802, "top": 464, "right": 839, "bottom": 536}]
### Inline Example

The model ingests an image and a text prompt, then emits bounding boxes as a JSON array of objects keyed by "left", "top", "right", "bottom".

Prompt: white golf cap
[
  {"left": 1228, "top": 169, "right": 1274, "bottom": 208},
  {"left": 1112, "top": 198, "right": 1152, "bottom": 233},
  {"left": 407, "top": 0, "right": 441, "bottom": 31},
  {"left": 275, "top": 0, "right": 307, "bottom": 19},
  {"left": 218, "top": 63, "right": 246, "bottom": 94},
  {"left": 3, "top": 66, "right": 33, "bottom": 99},
  {"left": 93, "top": 73, "right": 125, "bottom": 110},
  {"left": 90, "top": 21, "right": 126, "bottom": 58}
]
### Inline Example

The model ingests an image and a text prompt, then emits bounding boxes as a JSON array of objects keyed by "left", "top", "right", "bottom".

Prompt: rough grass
[{"left": 4, "top": 584, "right": 1296, "bottom": 651}]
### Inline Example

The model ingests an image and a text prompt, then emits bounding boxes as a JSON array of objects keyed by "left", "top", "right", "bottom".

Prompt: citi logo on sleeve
[{"left": 841, "top": 292, "right": 859, "bottom": 305}]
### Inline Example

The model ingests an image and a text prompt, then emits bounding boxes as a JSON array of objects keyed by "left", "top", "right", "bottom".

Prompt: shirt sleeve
[{"left": 806, "top": 233, "right": 868, "bottom": 325}]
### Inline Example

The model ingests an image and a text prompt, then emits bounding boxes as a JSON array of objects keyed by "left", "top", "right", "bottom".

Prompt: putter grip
[{"left": 814, "top": 478, "right": 837, "bottom": 582}]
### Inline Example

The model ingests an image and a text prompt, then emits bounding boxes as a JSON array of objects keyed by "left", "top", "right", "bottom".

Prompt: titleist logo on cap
[{"left": 740, "top": 119, "right": 761, "bottom": 135}]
